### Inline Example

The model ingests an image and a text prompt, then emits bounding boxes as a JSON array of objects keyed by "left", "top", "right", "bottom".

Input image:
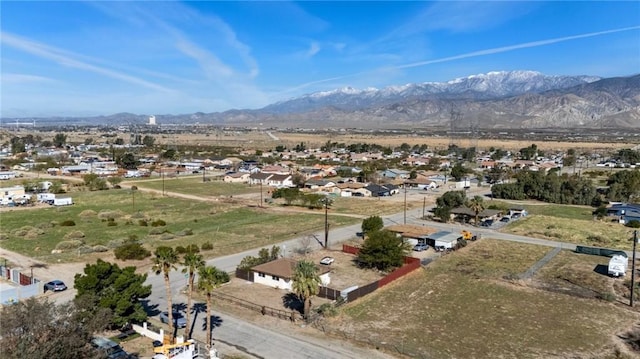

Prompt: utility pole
[
  {"left": 259, "top": 181, "right": 263, "bottom": 208},
  {"left": 423, "top": 196, "right": 426, "bottom": 219},
  {"left": 404, "top": 183, "right": 407, "bottom": 224},
  {"left": 631, "top": 230, "right": 638, "bottom": 307},
  {"left": 202, "top": 166, "right": 206, "bottom": 183},
  {"left": 324, "top": 198, "right": 330, "bottom": 248},
  {"left": 162, "top": 168, "right": 165, "bottom": 196}
]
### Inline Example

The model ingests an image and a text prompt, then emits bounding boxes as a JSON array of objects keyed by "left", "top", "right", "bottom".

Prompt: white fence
[{"left": 0, "top": 265, "right": 42, "bottom": 305}]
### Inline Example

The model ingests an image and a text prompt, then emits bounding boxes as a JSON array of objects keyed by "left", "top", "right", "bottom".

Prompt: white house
[
  {"left": 1, "top": 185, "right": 26, "bottom": 204},
  {"left": 251, "top": 258, "right": 331, "bottom": 290},
  {"left": 223, "top": 172, "right": 250, "bottom": 183}
]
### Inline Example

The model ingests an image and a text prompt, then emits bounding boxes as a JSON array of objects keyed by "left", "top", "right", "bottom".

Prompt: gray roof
[{"left": 423, "top": 231, "right": 460, "bottom": 243}]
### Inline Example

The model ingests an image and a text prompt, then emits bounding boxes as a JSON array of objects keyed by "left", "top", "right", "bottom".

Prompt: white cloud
[
  {"left": 0, "top": 32, "right": 172, "bottom": 92},
  {"left": 307, "top": 42, "right": 321, "bottom": 57},
  {"left": 1, "top": 73, "right": 56, "bottom": 84}
]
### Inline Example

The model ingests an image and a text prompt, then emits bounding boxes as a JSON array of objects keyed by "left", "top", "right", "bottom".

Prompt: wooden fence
[
  {"left": 211, "top": 291, "right": 303, "bottom": 322},
  {"left": 378, "top": 256, "right": 421, "bottom": 287},
  {"left": 234, "top": 268, "right": 254, "bottom": 281},
  {"left": 317, "top": 286, "right": 341, "bottom": 301},
  {"left": 342, "top": 244, "right": 360, "bottom": 255},
  {"left": 346, "top": 281, "right": 379, "bottom": 302}
]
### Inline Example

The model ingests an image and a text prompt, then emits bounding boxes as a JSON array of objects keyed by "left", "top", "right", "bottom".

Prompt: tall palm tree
[
  {"left": 197, "top": 266, "right": 229, "bottom": 349},
  {"left": 181, "top": 250, "right": 204, "bottom": 339},
  {"left": 467, "top": 195, "right": 486, "bottom": 225},
  {"left": 152, "top": 246, "right": 178, "bottom": 335},
  {"left": 292, "top": 260, "right": 321, "bottom": 322}
]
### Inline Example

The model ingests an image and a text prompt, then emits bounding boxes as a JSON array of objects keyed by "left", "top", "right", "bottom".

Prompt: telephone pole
[
  {"left": 324, "top": 199, "right": 329, "bottom": 248},
  {"left": 631, "top": 230, "right": 638, "bottom": 307}
]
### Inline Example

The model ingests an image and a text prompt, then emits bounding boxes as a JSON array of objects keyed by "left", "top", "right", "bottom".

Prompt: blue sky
[{"left": 1, "top": 1, "right": 639, "bottom": 118}]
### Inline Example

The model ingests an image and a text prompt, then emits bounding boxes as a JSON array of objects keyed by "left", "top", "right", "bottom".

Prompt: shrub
[
  {"left": 149, "top": 227, "right": 167, "bottom": 235},
  {"left": 64, "top": 231, "right": 85, "bottom": 241},
  {"left": 201, "top": 242, "right": 213, "bottom": 250},
  {"left": 60, "top": 220, "right": 76, "bottom": 227},
  {"left": 12, "top": 229, "right": 28, "bottom": 237},
  {"left": 176, "top": 228, "right": 193, "bottom": 236},
  {"left": 175, "top": 246, "right": 187, "bottom": 254},
  {"left": 316, "top": 303, "right": 338, "bottom": 317},
  {"left": 76, "top": 245, "right": 94, "bottom": 254},
  {"left": 0, "top": 233, "right": 8, "bottom": 241},
  {"left": 36, "top": 222, "right": 54, "bottom": 229},
  {"left": 107, "top": 239, "right": 125, "bottom": 248},
  {"left": 114, "top": 242, "right": 151, "bottom": 260},
  {"left": 626, "top": 220, "right": 640, "bottom": 228},
  {"left": 98, "top": 210, "right": 124, "bottom": 220},
  {"left": 160, "top": 233, "right": 175, "bottom": 241},
  {"left": 107, "top": 221, "right": 118, "bottom": 227},
  {"left": 151, "top": 219, "right": 167, "bottom": 227},
  {"left": 138, "top": 219, "right": 148, "bottom": 226},
  {"left": 78, "top": 209, "right": 97, "bottom": 218},
  {"left": 55, "top": 240, "right": 83, "bottom": 250},
  {"left": 185, "top": 244, "right": 200, "bottom": 253},
  {"left": 92, "top": 245, "right": 109, "bottom": 252}
]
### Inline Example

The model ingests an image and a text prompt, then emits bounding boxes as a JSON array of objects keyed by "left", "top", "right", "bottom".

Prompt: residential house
[
  {"left": 266, "top": 174, "right": 293, "bottom": 188},
  {"left": 1, "top": 185, "right": 26, "bottom": 205},
  {"left": 261, "top": 165, "right": 290, "bottom": 175},
  {"left": 249, "top": 172, "right": 272, "bottom": 186},
  {"left": 420, "top": 231, "right": 462, "bottom": 249},
  {"left": 450, "top": 206, "right": 502, "bottom": 224},
  {"left": 363, "top": 183, "right": 399, "bottom": 197},
  {"left": 385, "top": 224, "right": 438, "bottom": 246},
  {"left": 223, "top": 172, "right": 250, "bottom": 183},
  {"left": 251, "top": 258, "right": 331, "bottom": 290},
  {"left": 381, "top": 169, "right": 411, "bottom": 180},
  {"left": 607, "top": 203, "right": 640, "bottom": 224},
  {"left": 336, "top": 182, "right": 366, "bottom": 197}
]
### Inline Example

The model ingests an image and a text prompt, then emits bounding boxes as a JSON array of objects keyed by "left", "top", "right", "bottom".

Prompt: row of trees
[{"left": 492, "top": 168, "right": 640, "bottom": 205}]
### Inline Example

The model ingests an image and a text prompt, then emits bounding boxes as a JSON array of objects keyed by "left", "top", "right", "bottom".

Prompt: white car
[{"left": 320, "top": 256, "right": 335, "bottom": 265}]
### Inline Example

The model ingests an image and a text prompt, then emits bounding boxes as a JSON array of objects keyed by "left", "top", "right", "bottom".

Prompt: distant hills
[{"left": 5, "top": 71, "right": 640, "bottom": 129}]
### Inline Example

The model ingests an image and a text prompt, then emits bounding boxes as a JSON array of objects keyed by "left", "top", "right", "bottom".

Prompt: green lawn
[{"left": 0, "top": 188, "right": 358, "bottom": 262}]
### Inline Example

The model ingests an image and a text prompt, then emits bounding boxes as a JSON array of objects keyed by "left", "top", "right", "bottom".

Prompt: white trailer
[
  {"left": 608, "top": 254, "right": 628, "bottom": 277},
  {"left": 37, "top": 193, "right": 56, "bottom": 202},
  {"left": 53, "top": 197, "right": 73, "bottom": 206}
]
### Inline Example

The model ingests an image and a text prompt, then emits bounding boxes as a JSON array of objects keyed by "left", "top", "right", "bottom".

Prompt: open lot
[
  {"left": 325, "top": 239, "right": 640, "bottom": 358},
  {"left": 0, "top": 188, "right": 359, "bottom": 263}
]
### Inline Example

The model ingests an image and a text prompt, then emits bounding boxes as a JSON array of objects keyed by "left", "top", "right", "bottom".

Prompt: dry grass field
[{"left": 325, "top": 239, "right": 640, "bottom": 359}]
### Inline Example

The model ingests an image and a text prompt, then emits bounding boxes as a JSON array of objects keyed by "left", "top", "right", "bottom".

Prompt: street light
[{"left": 322, "top": 197, "right": 333, "bottom": 248}]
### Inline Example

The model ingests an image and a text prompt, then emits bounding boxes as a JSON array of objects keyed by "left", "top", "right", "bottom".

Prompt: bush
[
  {"left": 0, "top": 233, "right": 8, "bottom": 241},
  {"left": 98, "top": 210, "right": 124, "bottom": 220},
  {"left": 107, "top": 221, "right": 118, "bottom": 227},
  {"left": 64, "top": 231, "right": 85, "bottom": 240},
  {"left": 160, "top": 233, "right": 175, "bottom": 241},
  {"left": 92, "top": 245, "right": 109, "bottom": 252},
  {"left": 78, "top": 209, "right": 97, "bottom": 218},
  {"left": 185, "top": 244, "right": 200, "bottom": 253},
  {"left": 175, "top": 246, "right": 187, "bottom": 254},
  {"left": 151, "top": 219, "right": 167, "bottom": 227},
  {"left": 149, "top": 227, "right": 168, "bottom": 235},
  {"left": 176, "top": 228, "right": 193, "bottom": 236},
  {"left": 316, "top": 303, "right": 339, "bottom": 317},
  {"left": 60, "top": 220, "right": 76, "bottom": 227},
  {"left": 55, "top": 240, "right": 83, "bottom": 250},
  {"left": 107, "top": 239, "right": 125, "bottom": 248},
  {"left": 76, "top": 245, "right": 94, "bottom": 254},
  {"left": 114, "top": 242, "right": 151, "bottom": 260},
  {"left": 36, "top": 222, "right": 54, "bottom": 229},
  {"left": 138, "top": 219, "right": 148, "bottom": 226},
  {"left": 626, "top": 220, "right": 640, "bottom": 228},
  {"left": 201, "top": 242, "right": 213, "bottom": 250}
]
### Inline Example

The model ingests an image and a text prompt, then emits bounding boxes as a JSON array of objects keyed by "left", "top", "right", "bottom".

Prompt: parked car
[
  {"left": 500, "top": 217, "right": 511, "bottom": 223},
  {"left": 434, "top": 246, "right": 446, "bottom": 252},
  {"left": 44, "top": 280, "right": 67, "bottom": 292},
  {"left": 480, "top": 220, "right": 493, "bottom": 227},
  {"left": 159, "top": 311, "right": 187, "bottom": 328},
  {"left": 91, "top": 336, "right": 129, "bottom": 359},
  {"left": 413, "top": 243, "right": 428, "bottom": 252},
  {"left": 320, "top": 256, "right": 335, "bottom": 265}
]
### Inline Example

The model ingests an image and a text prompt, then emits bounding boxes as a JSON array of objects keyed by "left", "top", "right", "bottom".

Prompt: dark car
[
  {"left": 159, "top": 311, "right": 187, "bottom": 328},
  {"left": 92, "top": 336, "right": 129, "bottom": 359},
  {"left": 480, "top": 220, "right": 493, "bottom": 227},
  {"left": 413, "top": 243, "right": 428, "bottom": 252},
  {"left": 44, "top": 280, "right": 67, "bottom": 292},
  {"left": 500, "top": 217, "right": 511, "bottom": 223}
]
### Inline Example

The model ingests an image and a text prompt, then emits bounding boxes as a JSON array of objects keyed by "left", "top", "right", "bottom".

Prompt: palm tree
[
  {"left": 152, "top": 246, "right": 178, "bottom": 335},
  {"left": 182, "top": 250, "right": 204, "bottom": 339},
  {"left": 197, "top": 266, "right": 229, "bottom": 349},
  {"left": 292, "top": 260, "right": 321, "bottom": 322},
  {"left": 467, "top": 195, "right": 486, "bottom": 225}
]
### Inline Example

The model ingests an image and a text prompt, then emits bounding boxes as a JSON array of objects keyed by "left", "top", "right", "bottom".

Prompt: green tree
[
  {"left": 74, "top": 259, "right": 151, "bottom": 328},
  {"left": 118, "top": 152, "right": 138, "bottom": 170},
  {"left": 292, "top": 260, "right": 321, "bottom": 321},
  {"left": 357, "top": 230, "right": 409, "bottom": 271},
  {"left": 466, "top": 195, "right": 485, "bottom": 225},
  {"left": 53, "top": 133, "right": 67, "bottom": 148},
  {"left": 114, "top": 138, "right": 125, "bottom": 145},
  {"left": 361, "top": 215, "right": 384, "bottom": 235},
  {"left": 436, "top": 190, "right": 466, "bottom": 208},
  {"left": 152, "top": 246, "right": 179, "bottom": 335},
  {"left": 107, "top": 176, "right": 122, "bottom": 188},
  {"left": 197, "top": 266, "right": 230, "bottom": 348},
  {"left": 237, "top": 246, "right": 281, "bottom": 270},
  {"left": 83, "top": 173, "right": 108, "bottom": 191},
  {"left": 0, "top": 298, "right": 110, "bottom": 359},
  {"left": 10, "top": 137, "right": 25, "bottom": 154},
  {"left": 84, "top": 137, "right": 94, "bottom": 145},
  {"left": 182, "top": 250, "right": 205, "bottom": 339},
  {"left": 449, "top": 162, "right": 469, "bottom": 181},
  {"left": 142, "top": 135, "right": 156, "bottom": 147}
]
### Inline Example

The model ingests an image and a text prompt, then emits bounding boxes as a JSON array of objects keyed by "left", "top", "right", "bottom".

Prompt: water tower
[{"left": 148, "top": 115, "right": 156, "bottom": 125}]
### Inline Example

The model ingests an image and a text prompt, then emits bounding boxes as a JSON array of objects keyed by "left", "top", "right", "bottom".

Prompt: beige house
[
  {"left": 223, "top": 172, "right": 250, "bottom": 183},
  {"left": 251, "top": 258, "right": 331, "bottom": 290}
]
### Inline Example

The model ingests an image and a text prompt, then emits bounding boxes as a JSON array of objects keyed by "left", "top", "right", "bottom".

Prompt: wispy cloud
[
  {"left": 0, "top": 32, "right": 172, "bottom": 92},
  {"left": 307, "top": 42, "right": 321, "bottom": 57},
  {"left": 394, "top": 26, "right": 640, "bottom": 70},
  {"left": 1, "top": 73, "right": 56, "bottom": 84},
  {"left": 416, "top": 2, "right": 535, "bottom": 33}
]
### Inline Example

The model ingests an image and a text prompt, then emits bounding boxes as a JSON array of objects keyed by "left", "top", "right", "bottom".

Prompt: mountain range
[{"left": 8, "top": 70, "right": 640, "bottom": 129}]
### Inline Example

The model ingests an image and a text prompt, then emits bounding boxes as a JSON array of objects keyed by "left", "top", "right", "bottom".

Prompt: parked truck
[{"left": 608, "top": 254, "right": 628, "bottom": 277}]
